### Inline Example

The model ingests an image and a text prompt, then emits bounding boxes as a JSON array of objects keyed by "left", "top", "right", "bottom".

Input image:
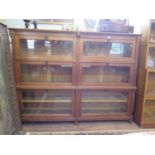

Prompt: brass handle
[{"left": 107, "top": 36, "right": 111, "bottom": 41}]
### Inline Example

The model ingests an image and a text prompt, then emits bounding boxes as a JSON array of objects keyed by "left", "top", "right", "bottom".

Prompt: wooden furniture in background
[
  {"left": 10, "top": 28, "right": 140, "bottom": 123},
  {"left": 135, "top": 20, "right": 155, "bottom": 128}
]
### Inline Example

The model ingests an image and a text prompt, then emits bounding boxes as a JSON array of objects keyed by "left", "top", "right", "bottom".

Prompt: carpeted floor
[
  {"left": 0, "top": 120, "right": 2, "bottom": 134},
  {"left": 20, "top": 121, "right": 155, "bottom": 135}
]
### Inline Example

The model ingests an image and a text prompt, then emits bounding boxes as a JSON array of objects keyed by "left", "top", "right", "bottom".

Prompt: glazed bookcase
[
  {"left": 10, "top": 28, "right": 140, "bottom": 123},
  {"left": 135, "top": 20, "right": 155, "bottom": 128}
]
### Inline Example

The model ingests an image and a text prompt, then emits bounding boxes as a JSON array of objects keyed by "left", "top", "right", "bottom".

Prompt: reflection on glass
[
  {"left": 147, "top": 47, "right": 155, "bottom": 67},
  {"left": 82, "top": 66, "right": 130, "bottom": 84},
  {"left": 22, "top": 90, "right": 72, "bottom": 114},
  {"left": 83, "top": 41, "right": 132, "bottom": 57},
  {"left": 27, "top": 40, "right": 35, "bottom": 49},
  {"left": 21, "top": 64, "right": 72, "bottom": 83},
  {"left": 146, "top": 72, "right": 155, "bottom": 96},
  {"left": 20, "top": 39, "right": 73, "bottom": 57},
  {"left": 110, "top": 43, "right": 124, "bottom": 55},
  {"left": 143, "top": 100, "right": 155, "bottom": 123},
  {"left": 150, "top": 23, "right": 155, "bottom": 43},
  {"left": 81, "top": 91, "right": 128, "bottom": 114}
]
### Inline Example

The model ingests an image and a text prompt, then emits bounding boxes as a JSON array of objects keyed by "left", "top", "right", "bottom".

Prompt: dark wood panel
[
  {"left": 16, "top": 84, "right": 137, "bottom": 90},
  {"left": 22, "top": 114, "right": 74, "bottom": 122},
  {"left": 77, "top": 115, "right": 130, "bottom": 121}
]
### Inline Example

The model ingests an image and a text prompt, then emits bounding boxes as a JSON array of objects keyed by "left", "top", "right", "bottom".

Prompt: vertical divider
[
  {"left": 16, "top": 89, "right": 23, "bottom": 116},
  {"left": 127, "top": 90, "right": 134, "bottom": 122},
  {"left": 74, "top": 32, "right": 81, "bottom": 124},
  {"left": 74, "top": 90, "right": 81, "bottom": 124}
]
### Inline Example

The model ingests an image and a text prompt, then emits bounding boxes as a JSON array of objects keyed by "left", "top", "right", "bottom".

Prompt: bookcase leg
[
  {"left": 129, "top": 118, "right": 133, "bottom": 124},
  {"left": 74, "top": 120, "right": 78, "bottom": 126}
]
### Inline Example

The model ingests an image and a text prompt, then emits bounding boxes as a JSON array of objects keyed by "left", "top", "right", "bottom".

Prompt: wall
[
  {"left": 0, "top": 23, "right": 21, "bottom": 134},
  {"left": 0, "top": 19, "right": 65, "bottom": 30},
  {"left": 0, "top": 19, "right": 150, "bottom": 33}
]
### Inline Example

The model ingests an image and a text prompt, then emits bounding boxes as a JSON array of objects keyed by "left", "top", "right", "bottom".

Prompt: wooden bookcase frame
[{"left": 10, "top": 28, "right": 140, "bottom": 124}]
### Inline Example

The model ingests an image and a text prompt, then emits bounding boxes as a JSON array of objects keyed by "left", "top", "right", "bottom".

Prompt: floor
[
  {"left": 21, "top": 121, "right": 155, "bottom": 135},
  {"left": 0, "top": 122, "right": 2, "bottom": 134}
]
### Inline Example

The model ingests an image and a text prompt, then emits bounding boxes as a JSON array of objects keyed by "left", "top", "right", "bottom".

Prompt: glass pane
[
  {"left": 22, "top": 90, "right": 72, "bottom": 114},
  {"left": 21, "top": 64, "right": 72, "bottom": 83},
  {"left": 83, "top": 42, "right": 132, "bottom": 57},
  {"left": 82, "top": 66, "right": 130, "bottom": 84},
  {"left": 143, "top": 100, "right": 155, "bottom": 123},
  {"left": 146, "top": 72, "right": 155, "bottom": 96},
  {"left": 81, "top": 91, "right": 128, "bottom": 115},
  {"left": 150, "top": 23, "right": 155, "bottom": 43},
  {"left": 146, "top": 47, "right": 155, "bottom": 67},
  {"left": 20, "top": 39, "right": 73, "bottom": 57}
]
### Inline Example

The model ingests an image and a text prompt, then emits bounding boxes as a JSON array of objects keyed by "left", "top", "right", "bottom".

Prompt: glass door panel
[
  {"left": 21, "top": 64, "right": 72, "bottom": 83},
  {"left": 81, "top": 90, "right": 128, "bottom": 115},
  {"left": 83, "top": 41, "right": 132, "bottom": 58},
  {"left": 82, "top": 65, "right": 130, "bottom": 84},
  {"left": 146, "top": 72, "right": 155, "bottom": 96},
  {"left": 22, "top": 90, "right": 72, "bottom": 115},
  {"left": 146, "top": 47, "right": 155, "bottom": 67},
  {"left": 20, "top": 39, "right": 73, "bottom": 57},
  {"left": 143, "top": 100, "right": 155, "bottom": 123}
]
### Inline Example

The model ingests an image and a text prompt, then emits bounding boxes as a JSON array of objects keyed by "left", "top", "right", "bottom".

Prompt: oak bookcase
[
  {"left": 10, "top": 28, "right": 140, "bottom": 123},
  {"left": 135, "top": 20, "right": 155, "bottom": 128}
]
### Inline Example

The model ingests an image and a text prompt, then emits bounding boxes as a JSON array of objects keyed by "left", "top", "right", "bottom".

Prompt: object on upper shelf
[
  {"left": 99, "top": 19, "right": 128, "bottom": 25},
  {"left": 33, "top": 20, "right": 38, "bottom": 29},
  {"left": 34, "top": 19, "right": 75, "bottom": 31},
  {"left": 84, "top": 19, "right": 97, "bottom": 31},
  {"left": 97, "top": 19, "right": 134, "bottom": 33},
  {"left": 23, "top": 19, "right": 38, "bottom": 29},
  {"left": 23, "top": 19, "right": 31, "bottom": 28}
]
